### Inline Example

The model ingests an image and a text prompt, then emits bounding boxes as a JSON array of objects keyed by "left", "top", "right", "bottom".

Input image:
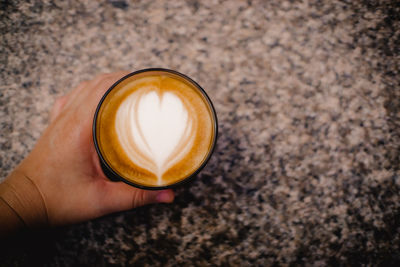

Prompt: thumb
[{"left": 100, "top": 181, "right": 175, "bottom": 214}]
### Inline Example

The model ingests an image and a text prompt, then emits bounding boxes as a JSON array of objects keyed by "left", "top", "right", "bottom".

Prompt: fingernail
[{"left": 156, "top": 191, "right": 174, "bottom": 203}]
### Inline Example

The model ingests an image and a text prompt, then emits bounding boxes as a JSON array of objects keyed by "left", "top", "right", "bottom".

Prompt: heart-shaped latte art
[{"left": 115, "top": 90, "right": 195, "bottom": 184}]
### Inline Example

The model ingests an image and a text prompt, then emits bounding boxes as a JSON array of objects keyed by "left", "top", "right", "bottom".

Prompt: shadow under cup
[{"left": 93, "top": 68, "right": 218, "bottom": 190}]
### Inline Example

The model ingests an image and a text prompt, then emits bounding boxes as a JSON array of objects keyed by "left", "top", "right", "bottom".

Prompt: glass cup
[{"left": 93, "top": 68, "right": 218, "bottom": 190}]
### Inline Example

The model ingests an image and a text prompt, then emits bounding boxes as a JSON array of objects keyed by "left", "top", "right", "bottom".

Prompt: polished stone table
[{"left": 1, "top": 0, "right": 399, "bottom": 265}]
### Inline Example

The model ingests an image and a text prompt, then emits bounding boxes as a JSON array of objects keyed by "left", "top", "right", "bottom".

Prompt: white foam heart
[{"left": 115, "top": 90, "right": 194, "bottom": 184}]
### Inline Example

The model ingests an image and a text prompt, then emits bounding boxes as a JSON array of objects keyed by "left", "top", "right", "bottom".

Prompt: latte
[{"left": 94, "top": 69, "right": 217, "bottom": 188}]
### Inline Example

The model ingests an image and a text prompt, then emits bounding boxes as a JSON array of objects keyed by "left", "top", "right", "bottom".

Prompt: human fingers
[
  {"left": 68, "top": 71, "right": 130, "bottom": 122},
  {"left": 49, "top": 96, "right": 68, "bottom": 123},
  {"left": 49, "top": 80, "right": 91, "bottom": 120},
  {"left": 49, "top": 77, "right": 90, "bottom": 123},
  {"left": 60, "top": 71, "right": 130, "bottom": 114},
  {"left": 98, "top": 180, "right": 174, "bottom": 215},
  {"left": 82, "top": 71, "right": 130, "bottom": 107}
]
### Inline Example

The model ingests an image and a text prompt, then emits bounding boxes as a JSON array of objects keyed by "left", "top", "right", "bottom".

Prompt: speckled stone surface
[{"left": 1, "top": 0, "right": 400, "bottom": 265}]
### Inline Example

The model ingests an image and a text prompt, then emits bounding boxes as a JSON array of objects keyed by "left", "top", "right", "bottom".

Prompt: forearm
[{"left": 0, "top": 169, "right": 49, "bottom": 238}]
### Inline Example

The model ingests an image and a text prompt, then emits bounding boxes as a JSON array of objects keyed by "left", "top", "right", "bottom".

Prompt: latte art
[
  {"left": 115, "top": 90, "right": 196, "bottom": 185},
  {"left": 95, "top": 70, "right": 216, "bottom": 188}
]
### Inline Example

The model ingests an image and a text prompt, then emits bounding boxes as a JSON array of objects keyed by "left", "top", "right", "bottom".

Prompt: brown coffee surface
[{"left": 96, "top": 71, "right": 215, "bottom": 187}]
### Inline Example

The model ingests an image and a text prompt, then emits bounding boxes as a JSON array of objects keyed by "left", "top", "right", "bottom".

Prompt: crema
[{"left": 94, "top": 70, "right": 216, "bottom": 188}]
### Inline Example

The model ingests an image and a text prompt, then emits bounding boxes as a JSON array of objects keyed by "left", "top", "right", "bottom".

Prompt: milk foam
[{"left": 115, "top": 89, "right": 195, "bottom": 185}]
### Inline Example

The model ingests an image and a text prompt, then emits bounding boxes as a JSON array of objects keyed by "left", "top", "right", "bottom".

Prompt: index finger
[
  {"left": 84, "top": 71, "right": 131, "bottom": 108},
  {"left": 61, "top": 71, "right": 131, "bottom": 113}
]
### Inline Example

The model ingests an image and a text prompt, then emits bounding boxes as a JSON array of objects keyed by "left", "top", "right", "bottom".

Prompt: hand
[{"left": 0, "top": 72, "right": 174, "bottom": 231}]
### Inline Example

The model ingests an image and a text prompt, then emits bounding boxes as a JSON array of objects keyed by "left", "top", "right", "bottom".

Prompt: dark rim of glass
[{"left": 92, "top": 68, "right": 218, "bottom": 190}]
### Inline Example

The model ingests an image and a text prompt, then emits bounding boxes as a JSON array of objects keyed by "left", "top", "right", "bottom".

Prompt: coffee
[{"left": 94, "top": 69, "right": 217, "bottom": 189}]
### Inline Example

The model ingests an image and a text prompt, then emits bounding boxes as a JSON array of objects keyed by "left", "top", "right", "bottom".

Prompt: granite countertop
[{"left": 1, "top": 0, "right": 399, "bottom": 265}]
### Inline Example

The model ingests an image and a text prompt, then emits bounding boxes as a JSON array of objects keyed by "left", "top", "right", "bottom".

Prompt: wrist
[{"left": 0, "top": 169, "right": 49, "bottom": 229}]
